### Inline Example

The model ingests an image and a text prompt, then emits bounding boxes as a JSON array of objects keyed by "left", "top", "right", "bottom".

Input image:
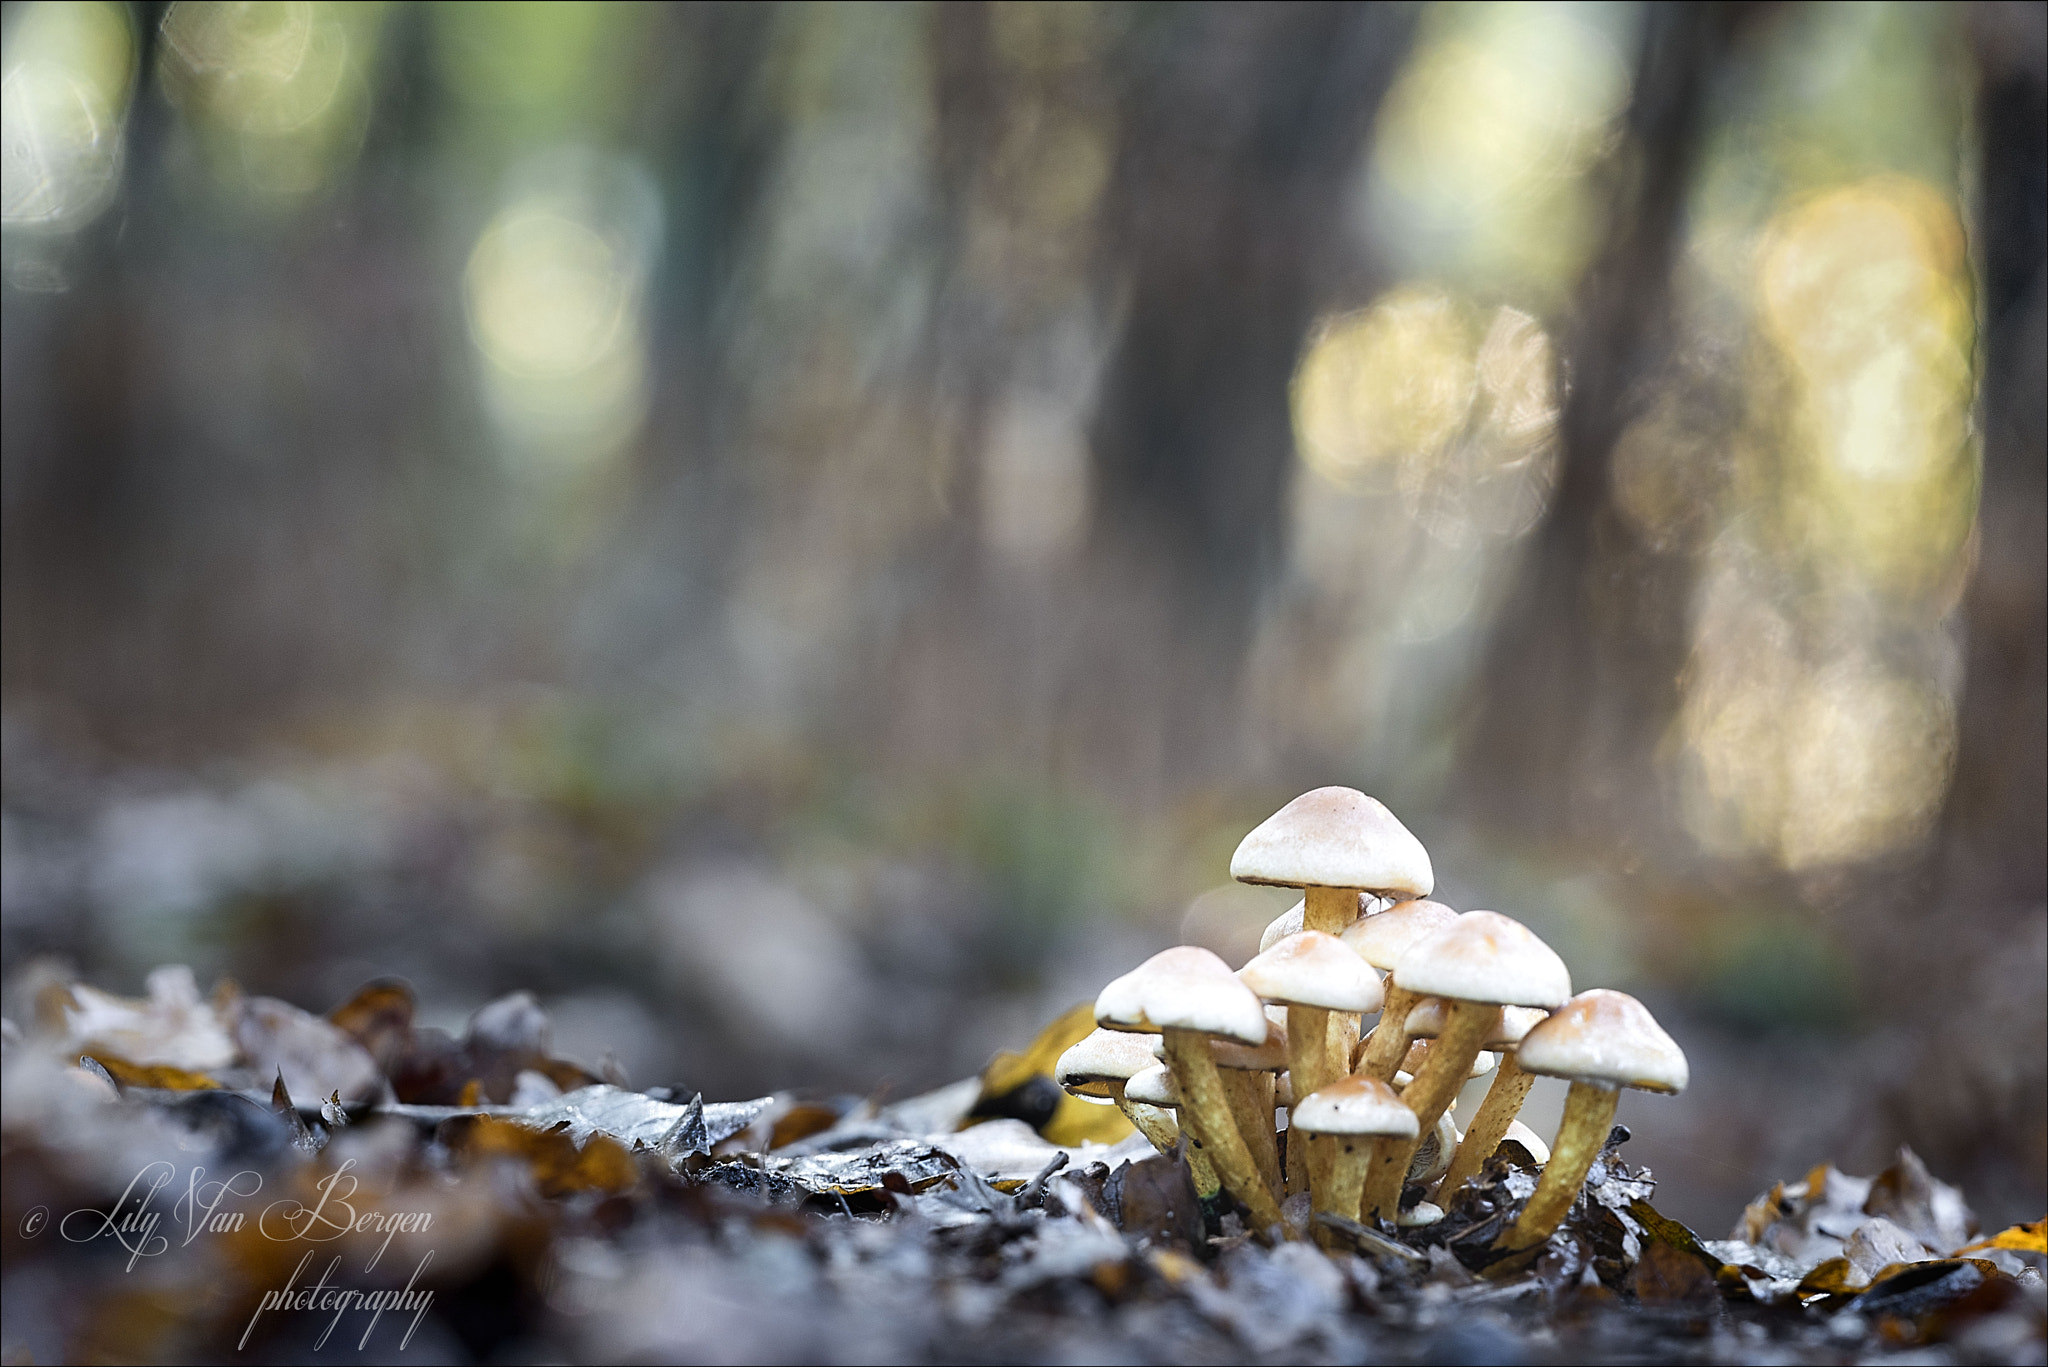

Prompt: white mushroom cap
[
  {"left": 1395, "top": 1039, "right": 1498, "bottom": 1082},
  {"left": 1146, "top": 1006, "right": 1289, "bottom": 1069},
  {"left": 1095, "top": 946, "right": 1269, "bottom": 1045},
  {"left": 1490, "top": 1006, "right": 1549, "bottom": 1049},
  {"left": 1230, "top": 788, "right": 1434, "bottom": 897},
  {"left": 1056, "top": 1028, "right": 1160, "bottom": 1089},
  {"left": 1339, "top": 898, "right": 1461, "bottom": 972},
  {"left": 1123, "top": 1063, "right": 1181, "bottom": 1108},
  {"left": 1392, "top": 911, "right": 1571, "bottom": 1009},
  {"left": 1289, "top": 1074, "right": 1417, "bottom": 1138},
  {"left": 1411, "top": 1109, "right": 1460, "bottom": 1184},
  {"left": 1239, "top": 931, "right": 1385, "bottom": 1013},
  {"left": 1259, "top": 901, "right": 1305, "bottom": 953},
  {"left": 1398, "top": 1201, "right": 1445, "bottom": 1228},
  {"left": 1502, "top": 1119, "right": 1551, "bottom": 1165},
  {"left": 1404, "top": 999, "right": 1539, "bottom": 1051},
  {"left": 1514, "top": 989, "right": 1688, "bottom": 1094}
]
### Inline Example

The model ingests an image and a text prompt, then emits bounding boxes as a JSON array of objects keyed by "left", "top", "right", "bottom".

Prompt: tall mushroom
[
  {"left": 1238, "top": 930, "right": 1384, "bottom": 1201},
  {"left": 1435, "top": 1005, "right": 1549, "bottom": 1196},
  {"left": 1233, "top": 790, "right": 1429, "bottom": 1137},
  {"left": 1362, "top": 912, "right": 1570, "bottom": 1221},
  {"left": 1289, "top": 1075, "right": 1415, "bottom": 1249},
  {"left": 1496, "top": 990, "right": 1687, "bottom": 1253},
  {"left": 1341, "top": 899, "right": 1461, "bottom": 1083},
  {"left": 1096, "top": 947, "right": 1288, "bottom": 1236},
  {"left": 1231, "top": 788, "right": 1433, "bottom": 937}
]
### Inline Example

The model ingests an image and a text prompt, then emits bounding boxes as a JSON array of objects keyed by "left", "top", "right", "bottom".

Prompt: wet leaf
[
  {"left": 515, "top": 1084, "right": 775, "bottom": 1152},
  {"left": 1862, "top": 1146, "right": 1975, "bottom": 1253},
  {"left": 230, "top": 994, "right": 385, "bottom": 1106}
]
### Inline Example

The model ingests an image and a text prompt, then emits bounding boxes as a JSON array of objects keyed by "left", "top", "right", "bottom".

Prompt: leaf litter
[{"left": 2, "top": 967, "right": 2041, "bottom": 1364}]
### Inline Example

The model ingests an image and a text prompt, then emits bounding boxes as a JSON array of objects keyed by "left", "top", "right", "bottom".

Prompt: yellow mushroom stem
[
  {"left": 1162, "top": 1029, "right": 1289, "bottom": 1239},
  {"left": 1497, "top": 1080, "right": 1620, "bottom": 1252},
  {"left": 1301, "top": 884, "right": 1360, "bottom": 935},
  {"left": 1284, "top": 1004, "right": 1337, "bottom": 1199},
  {"left": 1436, "top": 1054, "right": 1536, "bottom": 1196},
  {"left": 1360, "top": 1128, "right": 1411, "bottom": 1223},
  {"left": 1311, "top": 1133, "right": 1377, "bottom": 1249},
  {"left": 1367, "top": 1000, "right": 1492, "bottom": 1211},
  {"left": 1222, "top": 1069, "right": 1282, "bottom": 1197},
  {"left": 1107, "top": 1079, "right": 1183, "bottom": 1157},
  {"left": 1356, "top": 982, "right": 1425, "bottom": 1083},
  {"left": 1284, "top": 1101, "right": 1310, "bottom": 1198}
]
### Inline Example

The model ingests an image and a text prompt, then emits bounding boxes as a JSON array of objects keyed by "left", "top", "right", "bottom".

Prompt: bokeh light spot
[{"left": 0, "top": 1, "right": 134, "bottom": 235}]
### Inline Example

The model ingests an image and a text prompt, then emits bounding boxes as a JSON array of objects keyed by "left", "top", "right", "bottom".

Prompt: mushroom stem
[
  {"left": 1162, "top": 1029, "right": 1288, "bottom": 1238},
  {"left": 1301, "top": 884, "right": 1359, "bottom": 935},
  {"left": 1360, "top": 1128, "right": 1410, "bottom": 1223},
  {"left": 1372, "top": 1000, "right": 1492, "bottom": 1205},
  {"left": 1497, "top": 1080, "right": 1620, "bottom": 1252},
  {"left": 1437, "top": 1054, "right": 1536, "bottom": 1196},
  {"left": 1356, "top": 982, "right": 1425, "bottom": 1082},
  {"left": 1315, "top": 1134, "right": 1374, "bottom": 1250},
  {"left": 1108, "top": 1080, "right": 1182, "bottom": 1157},
  {"left": 1222, "top": 1069, "right": 1282, "bottom": 1197},
  {"left": 1283, "top": 1093, "right": 1308, "bottom": 1197},
  {"left": 1284, "top": 1004, "right": 1336, "bottom": 1199}
]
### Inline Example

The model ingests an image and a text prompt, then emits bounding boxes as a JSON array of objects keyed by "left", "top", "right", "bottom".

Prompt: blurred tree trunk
[
  {"left": 1892, "top": 1, "right": 2048, "bottom": 1215},
  {"left": 1083, "top": 4, "right": 1414, "bottom": 716},
  {"left": 1456, "top": 3, "right": 1738, "bottom": 848}
]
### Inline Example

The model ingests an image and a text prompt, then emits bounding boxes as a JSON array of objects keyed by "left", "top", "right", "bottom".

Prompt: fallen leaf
[
  {"left": 1955, "top": 1219, "right": 2047, "bottom": 1256},
  {"left": 1630, "top": 1239, "right": 1720, "bottom": 1306},
  {"left": 58, "top": 966, "right": 238, "bottom": 1072},
  {"left": 326, "top": 978, "right": 415, "bottom": 1072},
  {"left": 440, "top": 1115, "right": 640, "bottom": 1197},
  {"left": 230, "top": 995, "right": 384, "bottom": 1105},
  {"left": 79, "top": 1053, "right": 221, "bottom": 1091}
]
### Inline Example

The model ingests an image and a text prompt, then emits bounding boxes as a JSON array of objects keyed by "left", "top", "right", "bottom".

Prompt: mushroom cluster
[{"left": 1058, "top": 786, "right": 1689, "bottom": 1254}]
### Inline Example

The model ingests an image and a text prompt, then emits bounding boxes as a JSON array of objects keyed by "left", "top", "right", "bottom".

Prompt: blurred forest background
[{"left": 2, "top": 1, "right": 2042, "bottom": 1232}]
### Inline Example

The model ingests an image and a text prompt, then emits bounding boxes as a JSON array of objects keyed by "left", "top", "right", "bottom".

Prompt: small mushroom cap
[
  {"left": 1056, "top": 1028, "right": 1160, "bottom": 1088},
  {"left": 1411, "top": 1110, "right": 1460, "bottom": 1184},
  {"left": 1491, "top": 1006, "right": 1549, "bottom": 1049},
  {"left": 1289, "top": 1074, "right": 1418, "bottom": 1137},
  {"left": 1403, "top": 998, "right": 1537, "bottom": 1050},
  {"left": 1096, "top": 946, "right": 1269, "bottom": 1045},
  {"left": 1395, "top": 1039, "right": 1498, "bottom": 1080},
  {"left": 1259, "top": 901, "right": 1305, "bottom": 953},
  {"left": 1123, "top": 1063, "right": 1181, "bottom": 1108},
  {"left": 1502, "top": 1119, "right": 1551, "bottom": 1164},
  {"left": 1239, "top": 931, "right": 1385, "bottom": 1013},
  {"left": 1392, "top": 911, "right": 1572, "bottom": 1009},
  {"left": 1339, "top": 898, "right": 1461, "bottom": 972},
  {"left": 1274, "top": 1071, "right": 1294, "bottom": 1107},
  {"left": 1398, "top": 1201, "right": 1445, "bottom": 1228},
  {"left": 1514, "top": 989, "right": 1688, "bottom": 1093},
  {"left": 1230, "top": 788, "right": 1434, "bottom": 897}
]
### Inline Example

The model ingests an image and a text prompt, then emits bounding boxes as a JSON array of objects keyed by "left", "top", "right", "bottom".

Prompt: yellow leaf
[
  {"left": 1956, "top": 1219, "right": 2047, "bottom": 1255},
  {"left": 82, "top": 1053, "right": 221, "bottom": 1091}
]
